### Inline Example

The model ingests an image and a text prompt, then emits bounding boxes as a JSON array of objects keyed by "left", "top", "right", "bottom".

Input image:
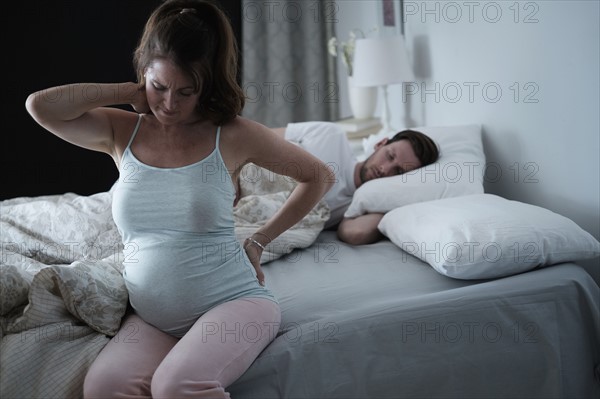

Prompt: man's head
[{"left": 356, "top": 129, "right": 439, "bottom": 186}]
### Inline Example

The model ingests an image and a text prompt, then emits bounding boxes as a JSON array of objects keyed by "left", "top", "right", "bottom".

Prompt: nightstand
[{"left": 335, "top": 117, "right": 382, "bottom": 158}]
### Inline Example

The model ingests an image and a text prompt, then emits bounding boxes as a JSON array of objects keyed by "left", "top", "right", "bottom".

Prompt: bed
[
  {"left": 231, "top": 231, "right": 600, "bottom": 398},
  {"left": 1, "top": 123, "right": 599, "bottom": 398}
]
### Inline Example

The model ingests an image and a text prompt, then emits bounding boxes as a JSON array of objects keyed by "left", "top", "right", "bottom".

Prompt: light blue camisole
[{"left": 112, "top": 114, "right": 277, "bottom": 337}]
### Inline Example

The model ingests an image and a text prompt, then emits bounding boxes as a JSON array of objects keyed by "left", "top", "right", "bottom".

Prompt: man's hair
[{"left": 386, "top": 130, "right": 439, "bottom": 167}]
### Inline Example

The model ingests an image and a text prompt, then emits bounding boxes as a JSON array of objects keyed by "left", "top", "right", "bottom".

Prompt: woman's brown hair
[{"left": 134, "top": 0, "right": 244, "bottom": 124}]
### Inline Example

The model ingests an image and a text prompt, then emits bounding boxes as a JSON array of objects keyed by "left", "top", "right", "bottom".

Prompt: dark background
[{"left": 2, "top": 0, "right": 242, "bottom": 200}]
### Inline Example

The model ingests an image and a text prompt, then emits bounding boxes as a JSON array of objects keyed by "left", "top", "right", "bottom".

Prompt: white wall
[
  {"left": 332, "top": 1, "right": 380, "bottom": 117},
  {"left": 332, "top": 0, "right": 600, "bottom": 280}
]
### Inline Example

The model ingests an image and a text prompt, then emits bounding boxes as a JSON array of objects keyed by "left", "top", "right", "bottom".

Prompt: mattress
[
  {"left": 2, "top": 199, "right": 598, "bottom": 399},
  {"left": 228, "top": 231, "right": 600, "bottom": 398}
]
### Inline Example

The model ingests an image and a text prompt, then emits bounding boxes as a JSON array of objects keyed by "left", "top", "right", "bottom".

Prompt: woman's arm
[
  {"left": 246, "top": 124, "right": 333, "bottom": 240},
  {"left": 233, "top": 126, "right": 286, "bottom": 206},
  {"left": 337, "top": 213, "right": 385, "bottom": 245},
  {"left": 229, "top": 118, "right": 334, "bottom": 283},
  {"left": 270, "top": 127, "right": 286, "bottom": 138},
  {"left": 25, "top": 82, "right": 144, "bottom": 158}
]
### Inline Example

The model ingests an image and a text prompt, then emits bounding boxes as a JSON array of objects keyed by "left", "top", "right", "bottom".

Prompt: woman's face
[{"left": 144, "top": 59, "right": 201, "bottom": 124}]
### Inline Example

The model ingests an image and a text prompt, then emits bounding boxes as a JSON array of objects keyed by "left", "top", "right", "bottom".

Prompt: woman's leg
[
  {"left": 151, "top": 298, "right": 281, "bottom": 399},
  {"left": 83, "top": 314, "right": 178, "bottom": 399}
]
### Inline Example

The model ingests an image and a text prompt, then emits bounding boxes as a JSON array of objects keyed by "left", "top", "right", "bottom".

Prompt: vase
[{"left": 348, "top": 76, "right": 377, "bottom": 119}]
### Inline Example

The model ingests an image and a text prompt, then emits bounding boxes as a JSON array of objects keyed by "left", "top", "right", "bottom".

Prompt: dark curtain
[{"left": 241, "top": 0, "right": 339, "bottom": 127}]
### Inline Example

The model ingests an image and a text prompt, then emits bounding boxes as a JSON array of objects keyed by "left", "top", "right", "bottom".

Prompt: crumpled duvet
[{"left": 0, "top": 165, "right": 329, "bottom": 398}]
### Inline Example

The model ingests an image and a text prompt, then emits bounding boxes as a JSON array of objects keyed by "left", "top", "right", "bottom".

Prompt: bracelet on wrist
[
  {"left": 253, "top": 231, "right": 273, "bottom": 243},
  {"left": 245, "top": 237, "right": 266, "bottom": 251}
]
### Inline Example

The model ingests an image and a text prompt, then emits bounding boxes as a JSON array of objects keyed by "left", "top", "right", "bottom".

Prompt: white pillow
[
  {"left": 378, "top": 194, "right": 600, "bottom": 280},
  {"left": 344, "top": 124, "right": 485, "bottom": 218}
]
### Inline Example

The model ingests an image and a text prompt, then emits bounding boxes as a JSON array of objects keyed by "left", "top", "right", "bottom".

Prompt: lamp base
[{"left": 348, "top": 76, "right": 377, "bottom": 119}]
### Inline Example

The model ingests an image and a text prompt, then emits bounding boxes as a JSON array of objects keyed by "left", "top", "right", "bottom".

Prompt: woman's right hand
[{"left": 130, "top": 84, "right": 150, "bottom": 114}]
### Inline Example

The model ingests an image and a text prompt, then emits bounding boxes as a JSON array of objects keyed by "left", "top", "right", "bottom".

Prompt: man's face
[{"left": 359, "top": 139, "right": 422, "bottom": 184}]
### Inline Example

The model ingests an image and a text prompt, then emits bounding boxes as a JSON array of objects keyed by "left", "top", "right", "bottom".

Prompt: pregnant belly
[{"left": 122, "top": 240, "right": 262, "bottom": 336}]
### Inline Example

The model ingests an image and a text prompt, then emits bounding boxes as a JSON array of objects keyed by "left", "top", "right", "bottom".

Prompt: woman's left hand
[{"left": 244, "top": 239, "right": 265, "bottom": 286}]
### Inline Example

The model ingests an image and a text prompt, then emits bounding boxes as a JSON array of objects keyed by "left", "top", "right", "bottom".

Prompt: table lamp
[{"left": 352, "top": 35, "right": 415, "bottom": 137}]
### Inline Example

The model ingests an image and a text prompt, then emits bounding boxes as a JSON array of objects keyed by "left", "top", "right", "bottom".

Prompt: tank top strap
[
  {"left": 215, "top": 125, "right": 222, "bottom": 148},
  {"left": 125, "top": 114, "right": 144, "bottom": 152}
]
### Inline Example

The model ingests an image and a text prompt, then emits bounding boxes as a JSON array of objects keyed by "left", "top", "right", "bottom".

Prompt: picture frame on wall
[{"left": 378, "top": 0, "right": 404, "bottom": 36}]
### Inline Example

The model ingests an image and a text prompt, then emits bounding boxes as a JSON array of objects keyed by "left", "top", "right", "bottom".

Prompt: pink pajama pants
[{"left": 84, "top": 297, "right": 281, "bottom": 398}]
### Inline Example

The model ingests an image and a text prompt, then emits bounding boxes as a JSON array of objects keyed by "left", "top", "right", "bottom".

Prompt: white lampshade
[{"left": 352, "top": 36, "right": 415, "bottom": 87}]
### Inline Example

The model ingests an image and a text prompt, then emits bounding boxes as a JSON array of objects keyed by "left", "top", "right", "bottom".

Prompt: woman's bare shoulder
[
  {"left": 106, "top": 109, "right": 146, "bottom": 162},
  {"left": 219, "top": 116, "right": 275, "bottom": 146},
  {"left": 218, "top": 116, "right": 284, "bottom": 169},
  {"left": 223, "top": 115, "right": 268, "bottom": 133}
]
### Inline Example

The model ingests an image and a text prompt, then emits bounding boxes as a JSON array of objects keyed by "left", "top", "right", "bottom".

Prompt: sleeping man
[{"left": 238, "top": 121, "right": 439, "bottom": 245}]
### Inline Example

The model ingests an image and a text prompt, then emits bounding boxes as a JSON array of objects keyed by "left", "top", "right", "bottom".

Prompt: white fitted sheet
[{"left": 229, "top": 231, "right": 600, "bottom": 398}]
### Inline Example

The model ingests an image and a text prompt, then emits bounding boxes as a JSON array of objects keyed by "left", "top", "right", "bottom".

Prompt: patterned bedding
[{"left": 0, "top": 164, "right": 329, "bottom": 398}]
